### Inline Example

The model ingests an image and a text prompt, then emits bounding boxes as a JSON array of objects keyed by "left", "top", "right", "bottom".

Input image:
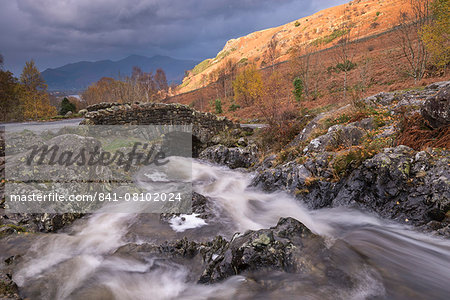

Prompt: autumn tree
[
  {"left": 154, "top": 68, "right": 168, "bottom": 91},
  {"left": 82, "top": 67, "right": 170, "bottom": 105},
  {"left": 0, "top": 69, "right": 22, "bottom": 121},
  {"left": 257, "top": 71, "right": 286, "bottom": 125},
  {"left": 19, "top": 60, "right": 56, "bottom": 120},
  {"left": 232, "top": 65, "right": 264, "bottom": 107},
  {"left": 420, "top": 0, "right": 450, "bottom": 69},
  {"left": 81, "top": 77, "right": 122, "bottom": 105},
  {"left": 393, "top": 0, "right": 431, "bottom": 82},
  {"left": 216, "top": 59, "right": 237, "bottom": 99}
]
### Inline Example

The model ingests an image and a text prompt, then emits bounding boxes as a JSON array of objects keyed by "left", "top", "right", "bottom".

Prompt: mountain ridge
[{"left": 42, "top": 55, "right": 199, "bottom": 92}]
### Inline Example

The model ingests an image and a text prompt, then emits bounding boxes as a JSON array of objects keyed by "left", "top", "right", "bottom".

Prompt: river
[{"left": 3, "top": 158, "right": 449, "bottom": 299}]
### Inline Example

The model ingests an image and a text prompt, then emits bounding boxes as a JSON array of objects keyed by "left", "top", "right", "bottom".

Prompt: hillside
[
  {"left": 41, "top": 55, "right": 199, "bottom": 92},
  {"left": 178, "top": 0, "right": 410, "bottom": 93}
]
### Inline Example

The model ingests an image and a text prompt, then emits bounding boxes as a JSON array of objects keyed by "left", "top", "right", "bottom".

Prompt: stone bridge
[{"left": 80, "top": 102, "right": 239, "bottom": 155}]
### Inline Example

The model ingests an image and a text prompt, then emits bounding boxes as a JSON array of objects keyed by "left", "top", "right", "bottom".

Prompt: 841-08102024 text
[{"left": 98, "top": 192, "right": 183, "bottom": 202}]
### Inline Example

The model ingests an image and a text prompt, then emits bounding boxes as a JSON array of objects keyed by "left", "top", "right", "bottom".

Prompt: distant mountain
[{"left": 41, "top": 55, "right": 199, "bottom": 92}]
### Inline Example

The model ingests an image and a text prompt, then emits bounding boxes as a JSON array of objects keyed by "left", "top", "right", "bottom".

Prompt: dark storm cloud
[{"left": 0, "top": 0, "right": 348, "bottom": 74}]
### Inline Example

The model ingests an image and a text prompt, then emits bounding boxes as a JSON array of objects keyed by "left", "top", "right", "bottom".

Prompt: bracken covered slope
[{"left": 178, "top": 0, "right": 410, "bottom": 93}]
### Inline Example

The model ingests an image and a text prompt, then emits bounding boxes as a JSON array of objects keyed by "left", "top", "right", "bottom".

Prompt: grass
[
  {"left": 192, "top": 59, "right": 212, "bottom": 76},
  {"left": 215, "top": 50, "right": 231, "bottom": 62},
  {"left": 179, "top": 78, "right": 191, "bottom": 89},
  {"left": 311, "top": 29, "right": 350, "bottom": 46}
]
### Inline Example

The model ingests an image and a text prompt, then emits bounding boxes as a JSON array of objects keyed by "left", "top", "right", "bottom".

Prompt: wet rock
[
  {"left": 34, "top": 213, "right": 84, "bottom": 232},
  {"left": 198, "top": 217, "right": 329, "bottom": 284},
  {"left": 421, "top": 85, "right": 450, "bottom": 128},
  {"left": 199, "top": 144, "right": 259, "bottom": 169},
  {"left": 160, "top": 192, "right": 214, "bottom": 223},
  {"left": 115, "top": 237, "right": 200, "bottom": 260},
  {"left": 0, "top": 212, "right": 84, "bottom": 234},
  {"left": 114, "top": 217, "right": 350, "bottom": 286},
  {"left": 253, "top": 145, "right": 449, "bottom": 232},
  {"left": 0, "top": 272, "right": 20, "bottom": 300},
  {"left": 333, "top": 146, "right": 449, "bottom": 227}
]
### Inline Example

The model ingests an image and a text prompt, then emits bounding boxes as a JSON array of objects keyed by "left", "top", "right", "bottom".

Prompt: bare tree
[
  {"left": 332, "top": 25, "right": 356, "bottom": 100},
  {"left": 290, "top": 40, "right": 320, "bottom": 99},
  {"left": 393, "top": 0, "right": 430, "bottom": 83},
  {"left": 265, "top": 37, "right": 279, "bottom": 72}
]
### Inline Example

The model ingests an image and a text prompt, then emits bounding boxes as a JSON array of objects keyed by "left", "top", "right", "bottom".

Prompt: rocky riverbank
[
  {"left": 0, "top": 81, "right": 449, "bottom": 299},
  {"left": 199, "top": 81, "right": 450, "bottom": 236}
]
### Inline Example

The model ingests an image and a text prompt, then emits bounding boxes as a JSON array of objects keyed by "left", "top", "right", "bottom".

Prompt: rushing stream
[{"left": 4, "top": 158, "right": 450, "bottom": 299}]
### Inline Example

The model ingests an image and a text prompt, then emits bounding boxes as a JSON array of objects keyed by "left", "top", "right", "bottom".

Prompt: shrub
[
  {"left": 228, "top": 103, "right": 241, "bottom": 112},
  {"left": 292, "top": 77, "right": 304, "bottom": 101},
  {"left": 294, "top": 21, "right": 301, "bottom": 27},
  {"left": 214, "top": 99, "right": 223, "bottom": 114},
  {"left": 335, "top": 60, "right": 357, "bottom": 72},
  {"left": 376, "top": 11, "right": 381, "bottom": 16},
  {"left": 59, "top": 97, "right": 76, "bottom": 115}
]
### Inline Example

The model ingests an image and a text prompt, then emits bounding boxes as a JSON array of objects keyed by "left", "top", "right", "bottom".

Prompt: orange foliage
[{"left": 397, "top": 112, "right": 450, "bottom": 150}]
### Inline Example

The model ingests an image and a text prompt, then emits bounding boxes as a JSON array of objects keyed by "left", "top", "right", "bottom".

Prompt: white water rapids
[{"left": 8, "top": 158, "right": 450, "bottom": 299}]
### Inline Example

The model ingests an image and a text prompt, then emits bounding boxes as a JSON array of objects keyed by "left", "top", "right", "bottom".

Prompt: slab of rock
[
  {"left": 199, "top": 144, "right": 259, "bottom": 169},
  {"left": 303, "top": 123, "right": 366, "bottom": 154},
  {"left": 421, "top": 85, "right": 450, "bottom": 128}
]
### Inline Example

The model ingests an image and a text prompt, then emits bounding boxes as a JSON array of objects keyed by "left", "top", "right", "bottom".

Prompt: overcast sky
[{"left": 0, "top": 0, "right": 347, "bottom": 75}]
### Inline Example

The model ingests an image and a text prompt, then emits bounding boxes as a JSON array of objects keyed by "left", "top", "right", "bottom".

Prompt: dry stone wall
[{"left": 80, "top": 102, "right": 238, "bottom": 144}]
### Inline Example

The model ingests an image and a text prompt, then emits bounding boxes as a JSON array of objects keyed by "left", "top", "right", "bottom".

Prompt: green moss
[
  {"left": 332, "top": 148, "right": 370, "bottom": 178},
  {"left": 252, "top": 234, "right": 271, "bottom": 246},
  {"left": 0, "top": 224, "right": 27, "bottom": 232},
  {"left": 399, "top": 162, "right": 411, "bottom": 176}
]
